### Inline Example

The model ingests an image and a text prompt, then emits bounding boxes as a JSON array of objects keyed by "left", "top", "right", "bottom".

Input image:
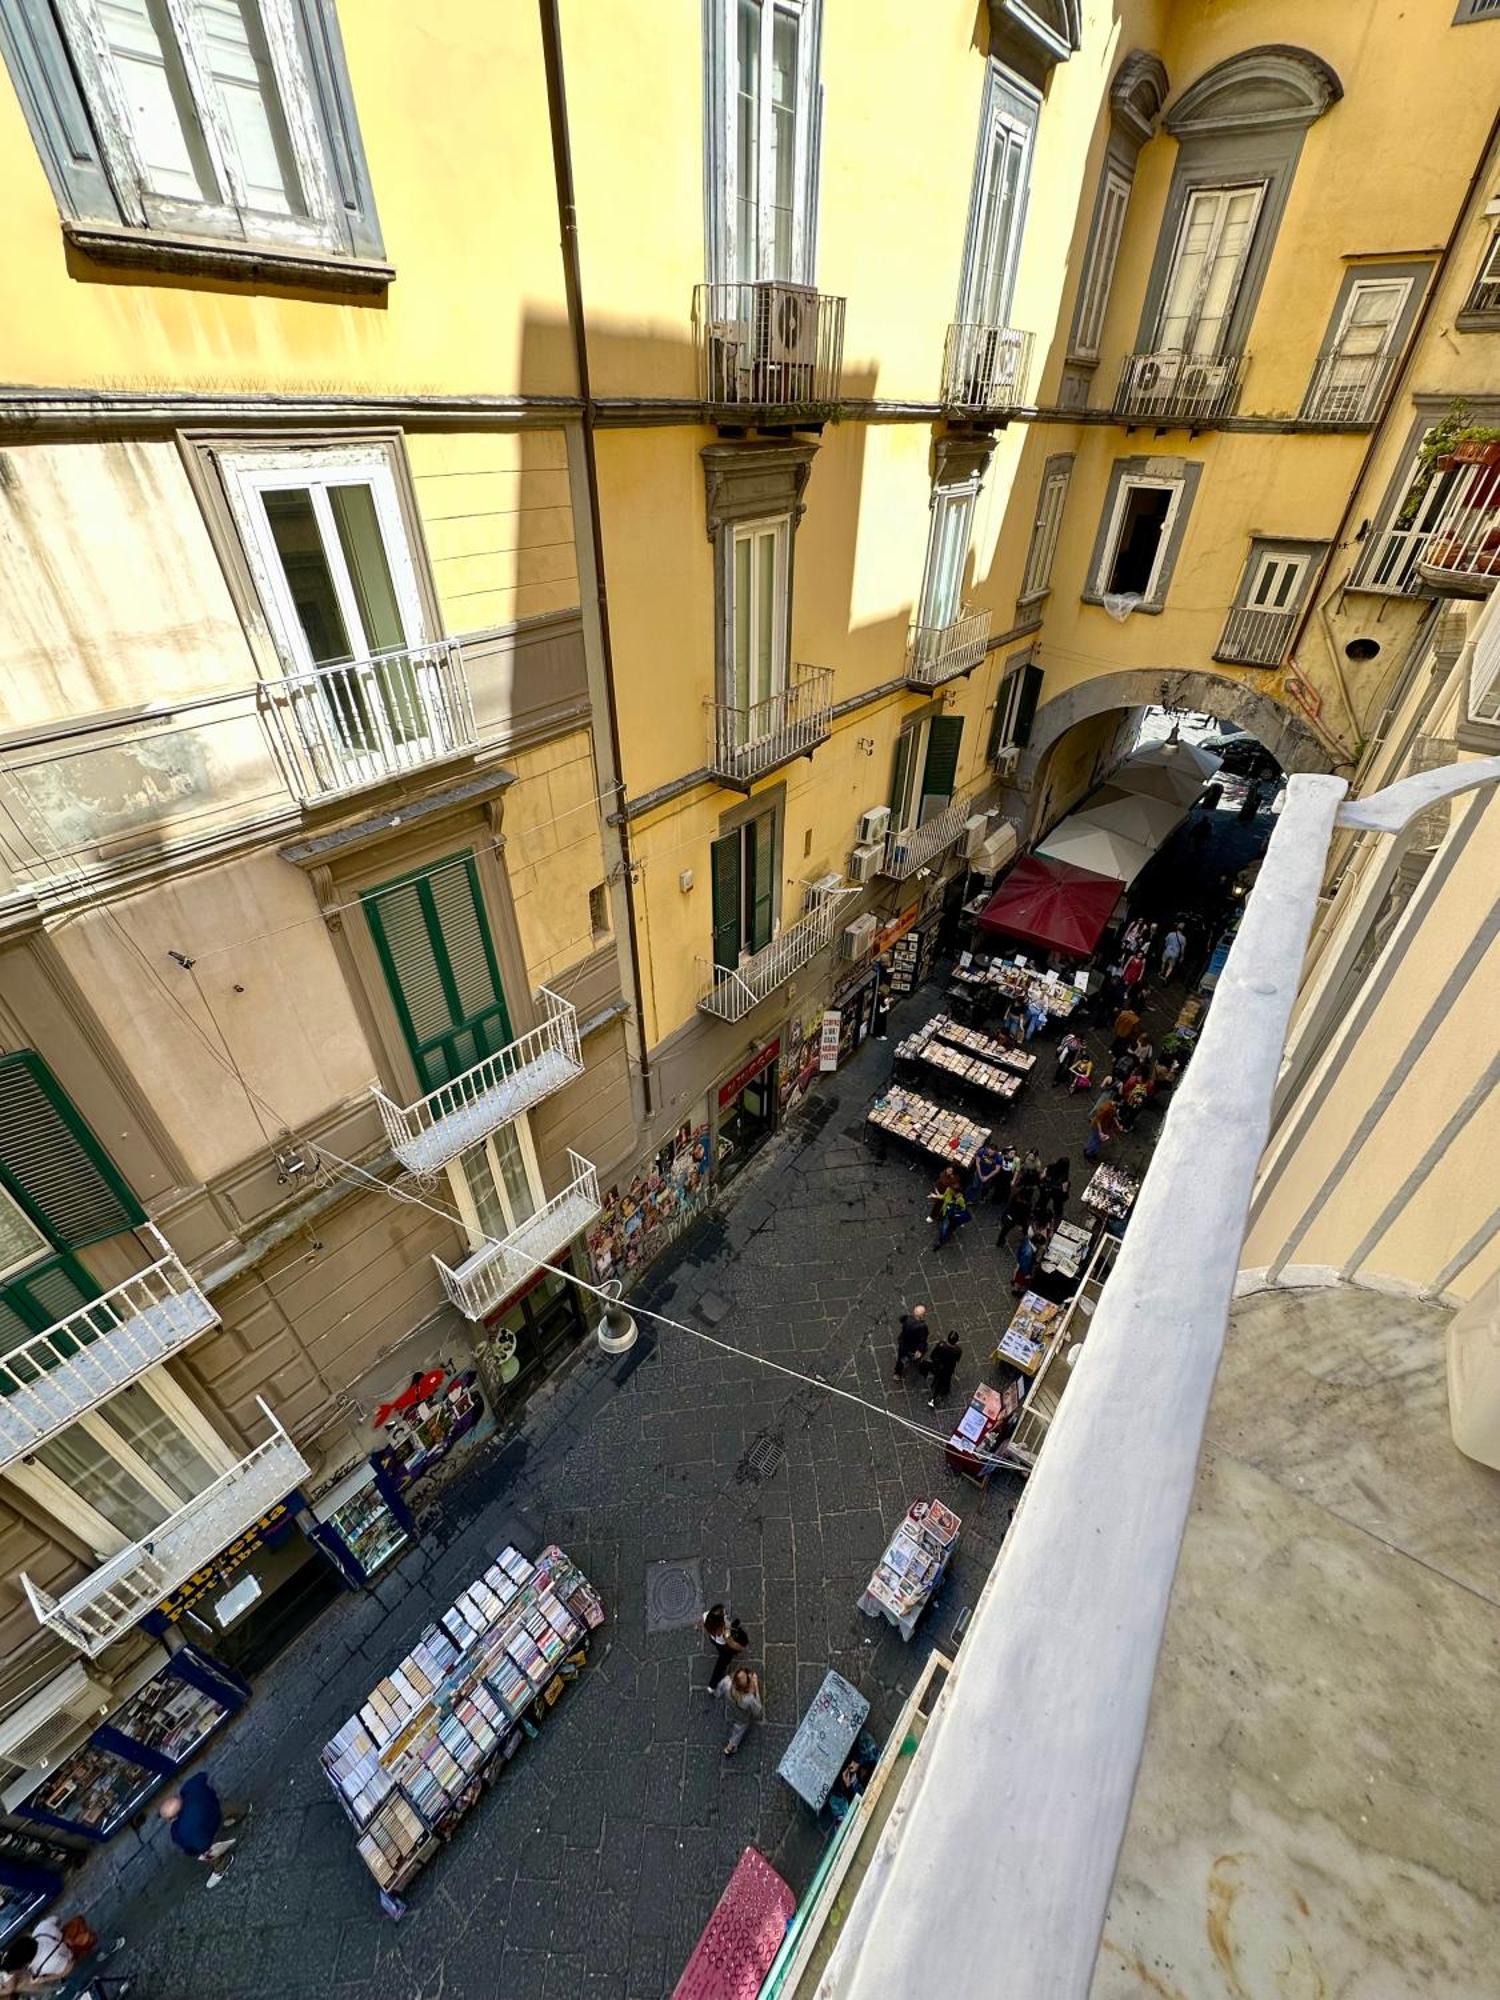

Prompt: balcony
[
  {"left": 1113, "top": 348, "right": 1247, "bottom": 425},
  {"left": 0, "top": 1229, "right": 218, "bottom": 1472},
  {"left": 879, "top": 795, "right": 974, "bottom": 881},
  {"left": 1413, "top": 445, "right": 1500, "bottom": 597},
  {"left": 707, "top": 663, "right": 835, "bottom": 787},
  {"left": 373, "top": 988, "right": 584, "bottom": 1176},
  {"left": 904, "top": 605, "right": 992, "bottom": 689},
  {"left": 697, "top": 887, "right": 855, "bottom": 1024},
  {"left": 434, "top": 1152, "right": 600, "bottom": 1320},
  {"left": 1300, "top": 346, "right": 1398, "bottom": 424},
  {"left": 940, "top": 322, "right": 1034, "bottom": 411},
  {"left": 1213, "top": 603, "right": 1298, "bottom": 668},
  {"left": 259, "top": 640, "right": 478, "bottom": 804},
  {"left": 22, "top": 1400, "right": 308, "bottom": 1657},
  {"left": 693, "top": 280, "right": 845, "bottom": 407}
]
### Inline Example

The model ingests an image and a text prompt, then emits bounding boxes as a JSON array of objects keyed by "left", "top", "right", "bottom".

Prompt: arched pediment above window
[
  {"left": 1109, "top": 51, "right": 1170, "bottom": 148},
  {"left": 988, "top": 0, "right": 1082, "bottom": 72},
  {"left": 1164, "top": 45, "right": 1343, "bottom": 138}
]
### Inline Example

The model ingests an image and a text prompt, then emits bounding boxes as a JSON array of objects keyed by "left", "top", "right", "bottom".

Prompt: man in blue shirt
[{"left": 158, "top": 1773, "right": 249, "bottom": 1888}]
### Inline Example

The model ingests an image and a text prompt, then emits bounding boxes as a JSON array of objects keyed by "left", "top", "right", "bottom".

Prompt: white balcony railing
[
  {"left": 707, "top": 663, "right": 834, "bottom": 785},
  {"left": 697, "top": 886, "right": 856, "bottom": 1023},
  {"left": 1413, "top": 451, "right": 1500, "bottom": 597},
  {"left": 0, "top": 1227, "right": 217, "bottom": 1471},
  {"left": 1300, "top": 346, "right": 1399, "bottom": 424},
  {"left": 941, "top": 322, "right": 1034, "bottom": 410},
  {"left": 22, "top": 1399, "right": 309, "bottom": 1657},
  {"left": 434, "top": 1152, "right": 600, "bottom": 1320},
  {"left": 904, "top": 605, "right": 993, "bottom": 688},
  {"left": 880, "top": 796, "right": 973, "bottom": 881},
  {"left": 373, "top": 988, "right": 584, "bottom": 1176},
  {"left": 693, "top": 280, "right": 846, "bottom": 405},
  {"left": 258, "top": 640, "right": 478, "bottom": 804},
  {"left": 1214, "top": 603, "right": 1299, "bottom": 668},
  {"left": 1114, "top": 348, "right": 1247, "bottom": 424}
]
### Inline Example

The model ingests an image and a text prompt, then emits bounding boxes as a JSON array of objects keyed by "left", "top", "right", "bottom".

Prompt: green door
[
  {"left": 364, "top": 855, "right": 513, "bottom": 1092},
  {"left": 710, "top": 817, "right": 776, "bottom": 972}
]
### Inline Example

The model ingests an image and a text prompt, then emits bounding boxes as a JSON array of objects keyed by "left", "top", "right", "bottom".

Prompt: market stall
[
  {"left": 672, "top": 1847, "right": 796, "bottom": 1999},
  {"left": 893, "top": 1028, "right": 1023, "bottom": 1108},
  {"left": 1037, "top": 1217, "right": 1091, "bottom": 1288},
  {"left": 777, "top": 1671, "right": 870, "bottom": 1811},
  {"left": 865, "top": 1086, "right": 988, "bottom": 1169},
  {"left": 0, "top": 1828, "right": 78, "bottom": 1949},
  {"left": 885, "top": 912, "right": 939, "bottom": 996},
  {"left": 945, "top": 1383, "right": 1024, "bottom": 1485},
  {"left": 930, "top": 1014, "right": 1037, "bottom": 1075},
  {"left": 858, "top": 1499, "right": 961, "bottom": 1641},
  {"left": 991, "top": 1291, "right": 1063, "bottom": 1375},
  {"left": 321, "top": 1543, "right": 603, "bottom": 1913},
  {"left": 950, "top": 956, "right": 1084, "bottom": 1026},
  {"left": 312, "top": 1460, "right": 414, "bottom": 1584},
  {"left": 1082, "top": 1164, "right": 1140, "bottom": 1224},
  {"left": 1035, "top": 819, "right": 1153, "bottom": 888},
  {"left": 976, "top": 855, "right": 1122, "bottom": 961}
]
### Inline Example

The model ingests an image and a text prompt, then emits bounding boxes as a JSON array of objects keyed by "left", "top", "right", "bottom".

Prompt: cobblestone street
[{"left": 75, "top": 950, "right": 1186, "bottom": 2000}]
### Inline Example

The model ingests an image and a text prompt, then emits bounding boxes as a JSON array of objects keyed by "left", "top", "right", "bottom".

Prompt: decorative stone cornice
[
  {"left": 1165, "top": 45, "right": 1343, "bottom": 139},
  {"left": 701, "top": 438, "right": 819, "bottom": 541},
  {"left": 1109, "top": 51, "right": 1170, "bottom": 149}
]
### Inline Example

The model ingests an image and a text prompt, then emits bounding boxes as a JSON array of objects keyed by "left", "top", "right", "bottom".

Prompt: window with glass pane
[
  {"left": 0, "top": 1190, "right": 47, "bottom": 1284},
  {"left": 1155, "top": 184, "right": 1264, "bottom": 356},
  {"left": 724, "top": 0, "right": 817, "bottom": 283},
  {"left": 918, "top": 491, "right": 975, "bottom": 631},
  {"left": 96, "top": 1382, "right": 217, "bottom": 1504},
  {"left": 960, "top": 71, "right": 1037, "bottom": 330},
  {"left": 1072, "top": 168, "right": 1131, "bottom": 360},
  {"left": 730, "top": 518, "right": 789, "bottom": 730},
  {"left": 1246, "top": 551, "right": 1308, "bottom": 611},
  {"left": 1021, "top": 463, "right": 1071, "bottom": 601},
  {"left": 459, "top": 1146, "right": 507, "bottom": 1244},
  {"left": 489, "top": 1125, "right": 539, "bottom": 1231},
  {"left": 1313, "top": 279, "right": 1408, "bottom": 417},
  {"left": 33, "top": 1425, "right": 167, "bottom": 1543}
]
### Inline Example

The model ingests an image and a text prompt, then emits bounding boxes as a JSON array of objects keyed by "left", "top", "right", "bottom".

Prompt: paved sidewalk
[{"left": 76, "top": 960, "right": 1176, "bottom": 2000}]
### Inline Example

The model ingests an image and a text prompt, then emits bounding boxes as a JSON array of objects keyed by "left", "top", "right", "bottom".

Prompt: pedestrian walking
[
  {"left": 1012, "top": 1221, "right": 1049, "bottom": 1295},
  {"left": 1040, "top": 1156, "right": 1071, "bottom": 1224},
  {"left": 925, "top": 1333, "right": 963, "bottom": 1408},
  {"left": 894, "top": 1304, "right": 929, "bottom": 1380},
  {"left": 1118, "top": 1071, "right": 1150, "bottom": 1131},
  {"left": 995, "top": 1182, "right": 1034, "bottom": 1250},
  {"left": 1023, "top": 990, "right": 1049, "bottom": 1041},
  {"left": 159, "top": 1774, "right": 249, "bottom": 1888},
  {"left": 1084, "top": 1092, "right": 1120, "bottom": 1161},
  {"left": 0, "top": 1917, "right": 127, "bottom": 1997},
  {"left": 933, "top": 1177, "right": 971, "bottom": 1249},
  {"left": 872, "top": 957, "right": 892, "bottom": 1039},
  {"left": 719, "top": 1666, "right": 764, "bottom": 1756},
  {"left": 1160, "top": 922, "right": 1186, "bottom": 980},
  {"left": 1016, "top": 1148, "right": 1042, "bottom": 1195},
  {"left": 927, "top": 1163, "right": 964, "bottom": 1222},
  {"left": 701, "top": 1604, "right": 749, "bottom": 1692},
  {"left": 1110, "top": 1005, "right": 1141, "bottom": 1055},
  {"left": 1052, "top": 1029, "right": 1084, "bottom": 1085},
  {"left": 1122, "top": 949, "right": 1147, "bottom": 997}
]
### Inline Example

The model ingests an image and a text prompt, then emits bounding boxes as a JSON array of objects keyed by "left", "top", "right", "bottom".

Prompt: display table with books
[
  {"left": 946, "top": 1381, "right": 1023, "bottom": 1484},
  {"left": 894, "top": 1026, "right": 1023, "bottom": 1105},
  {"left": 857, "top": 1498, "right": 960, "bottom": 1642},
  {"left": 992, "top": 1291, "right": 1061, "bottom": 1375},
  {"left": 1082, "top": 1163, "right": 1140, "bottom": 1220},
  {"left": 930, "top": 1014, "right": 1036, "bottom": 1077},
  {"left": 321, "top": 1543, "right": 604, "bottom": 1912},
  {"left": 865, "top": 1085, "right": 988, "bottom": 1168}
]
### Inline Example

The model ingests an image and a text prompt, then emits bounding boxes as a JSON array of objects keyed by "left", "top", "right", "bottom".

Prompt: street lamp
[{"left": 595, "top": 1277, "right": 638, "bottom": 1355}]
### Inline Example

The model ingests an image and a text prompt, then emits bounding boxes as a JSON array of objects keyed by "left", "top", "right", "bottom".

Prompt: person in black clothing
[
  {"left": 701, "top": 1603, "right": 749, "bottom": 1692},
  {"left": 925, "top": 1334, "right": 963, "bottom": 1409},
  {"left": 893, "top": 1305, "right": 929, "bottom": 1380},
  {"left": 995, "top": 1183, "right": 1034, "bottom": 1250},
  {"left": 1040, "top": 1156, "right": 1071, "bottom": 1225}
]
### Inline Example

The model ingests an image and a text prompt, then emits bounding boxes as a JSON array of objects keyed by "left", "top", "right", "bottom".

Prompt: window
[
  {"left": 363, "top": 854, "right": 513, "bottom": 1092},
  {"left": 890, "top": 715, "right": 963, "bottom": 835},
  {"left": 1217, "top": 540, "right": 1320, "bottom": 664},
  {"left": 729, "top": 516, "right": 791, "bottom": 720},
  {"left": 0, "top": 1189, "right": 48, "bottom": 1284},
  {"left": 0, "top": 1053, "right": 144, "bottom": 1250},
  {"left": 1154, "top": 183, "right": 1264, "bottom": 356},
  {"left": 957, "top": 67, "right": 1038, "bottom": 331},
  {"left": 710, "top": 810, "right": 778, "bottom": 969},
  {"left": 588, "top": 884, "right": 610, "bottom": 939},
  {"left": 708, "top": 0, "right": 822, "bottom": 284},
  {"left": 1, "top": 0, "right": 383, "bottom": 264},
  {"left": 1244, "top": 548, "right": 1310, "bottom": 614},
  {"left": 1356, "top": 420, "right": 1500, "bottom": 595},
  {"left": 449, "top": 1122, "right": 543, "bottom": 1254},
  {"left": 1019, "top": 457, "right": 1072, "bottom": 603},
  {"left": 1462, "top": 228, "right": 1500, "bottom": 319},
  {"left": 1071, "top": 167, "right": 1131, "bottom": 361},
  {"left": 917, "top": 488, "right": 976, "bottom": 632},
  {"left": 988, "top": 660, "right": 1044, "bottom": 760},
  {"left": 1306, "top": 276, "right": 1412, "bottom": 420},
  {"left": 1099, "top": 479, "right": 1180, "bottom": 599},
  {"left": 1454, "top": 0, "right": 1500, "bottom": 22}
]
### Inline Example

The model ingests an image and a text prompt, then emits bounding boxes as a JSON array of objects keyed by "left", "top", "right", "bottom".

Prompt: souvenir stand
[
  {"left": 858, "top": 1499, "right": 961, "bottom": 1641},
  {"left": 991, "top": 1291, "right": 1062, "bottom": 1376},
  {"left": 321, "top": 1544, "right": 603, "bottom": 1913},
  {"left": 865, "top": 1086, "right": 988, "bottom": 1170},
  {"left": 1082, "top": 1163, "right": 1139, "bottom": 1222},
  {"left": 946, "top": 1383, "right": 1022, "bottom": 1485},
  {"left": 886, "top": 915, "right": 939, "bottom": 996},
  {"left": 950, "top": 957, "right": 1083, "bottom": 1026}
]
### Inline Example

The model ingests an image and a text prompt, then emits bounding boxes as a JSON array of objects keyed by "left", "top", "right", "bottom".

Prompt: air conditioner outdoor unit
[
  {"left": 0, "top": 1662, "right": 110, "bottom": 1774},
  {"left": 857, "top": 805, "right": 891, "bottom": 846},
  {"left": 751, "top": 281, "right": 819, "bottom": 376},
  {"left": 977, "top": 824, "right": 1018, "bottom": 873},
  {"left": 962, "top": 812, "right": 991, "bottom": 860},
  {"left": 804, "top": 871, "right": 844, "bottom": 909},
  {"left": 994, "top": 745, "right": 1020, "bottom": 776},
  {"left": 841, "top": 912, "right": 878, "bottom": 960},
  {"left": 848, "top": 840, "right": 885, "bottom": 885}
]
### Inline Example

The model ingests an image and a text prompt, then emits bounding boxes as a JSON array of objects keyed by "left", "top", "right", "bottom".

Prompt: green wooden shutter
[
  {"left": 0, "top": 1253, "right": 108, "bottom": 1394},
  {"left": 748, "top": 814, "right": 776, "bottom": 954},
  {"left": 920, "top": 715, "right": 964, "bottom": 809},
  {"left": 0, "top": 1053, "right": 143, "bottom": 1249},
  {"left": 710, "top": 832, "right": 743, "bottom": 971},
  {"left": 1014, "top": 663, "right": 1044, "bottom": 747},
  {"left": 889, "top": 728, "right": 917, "bottom": 826},
  {"left": 364, "top": 856, "right": 512, "bottom": 1091}
]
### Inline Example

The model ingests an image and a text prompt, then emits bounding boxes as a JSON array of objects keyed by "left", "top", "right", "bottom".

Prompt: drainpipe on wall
[{"left": 539, "top": 0, "right": 654, "bottom": 1120}]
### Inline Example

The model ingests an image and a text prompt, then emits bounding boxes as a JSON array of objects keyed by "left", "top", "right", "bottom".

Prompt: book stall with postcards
[
  {"left": 1082, "top": 1164, "right": 1140, "bottom": 1224},
  {"left": 0, "top": 1828, "right": 81, "bottom": 1948},
  {"left": 865, "top": 1085, "right": 988, "bottom": 1169},
  {"left": 311, "top": 1460, "right": 414, "bottom": 1586},
  {"left": 321, "top": 1544, "right": 603, "bottom": 1914},
  {"left": 1035, "top": 1217, "right": 1092, "bottom": 1299},
  {"left": 885, "top": 912, "right": 940, "bottom": 996},
  {"left": 946, "top": 1381, "right": 1025, "bottom": 1485},
  {"left": 929, "top": 1015, "right": 1036, "bottom": 1078},
  {"left": 893, "top": 1026, "right": 1023, "bottom": 1108},
  {"left": 991, "top": 1291, "right": 1063, "bottom": 1376},
  {"left": 950, "top": 955, "right": 1084, "bottom": 1024},
  {"left": 858, "top": 1499, "right": 961, "bottom": 1642}
]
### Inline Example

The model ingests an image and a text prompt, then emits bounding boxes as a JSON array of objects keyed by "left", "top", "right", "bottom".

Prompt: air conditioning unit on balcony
[
  {"left": 994, "top": 745, "right": 1020, "bottom": 776},
  {"left": 848, "top": 840, "right": 885, "bottom": 884},
  {"left": 962, "top": 812, "right": 992, "bottom": 860},
  {"left": 977, "top": 824, "right": 1019, "bottom": 874},
  {"left": 751, "top": 281, "right": 819, "bottom": 375},
  {"left": 841, "top": 912, "right": 878, "bottom": 960},
  {"left": 1180, "top": 358, "right": 1232, "bottom": 409},
  {"left": 804, "top": 871, "right": 844, "bottom": 909},
  {"left": 857, "top": 805, "right": 891, "bottom": 846}
]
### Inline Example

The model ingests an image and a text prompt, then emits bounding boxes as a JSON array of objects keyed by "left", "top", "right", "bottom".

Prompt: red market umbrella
[{"left": 976, "top": 853, "right": 1123, "bottom": 959}]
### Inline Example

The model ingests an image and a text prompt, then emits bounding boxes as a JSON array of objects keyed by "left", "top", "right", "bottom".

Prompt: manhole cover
[
  {"left": 644, "top": 1558, "right": 705, "bottom": 1633},
  {"left": 736, "top": 1433, "right": 786, "bottom": 1485}
]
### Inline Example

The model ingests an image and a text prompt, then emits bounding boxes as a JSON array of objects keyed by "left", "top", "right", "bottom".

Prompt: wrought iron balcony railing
[
  {"left": 707, "top": 663, "right": 834, "bottom": 786},
  {"left": 880, "top": 796, "right": 973, "bottom": 881},
  {"left": 1412, "top": 450, "right": 1500, "bottom": 597},
  {"left": 694, "top": 280, "right": 845, "bottom": 406},
  {"left": 373, "top": 988, "right": 584, "bottom": 1176},
  {"left": 905, "top": 605, "right": 993, "bottom": 689},
  {"left": 1300, "top": 347, "right": 1399, "bottom": 425},
  {"left": 0, "top": 1226, "right": 218, "bottom": 1471},
  {"left": 941, "top": 322, "right": 1034, "bottom": 410},
  {"left": 433, "top": 1152, "right": 600, "bottom": 1320},
  {"left": 1213, "top": 604, "right": 1299, "bottom": 668},
  {"left": 1113, "top": 349, "right": 1247, "bottom": 425},
  {"left": 259, "top": 640, "right": 478, "bottom": 803},
  {"left": 22, "top": 1399, "right": 308, "bottom": 1656},
  {"left": 697, "top": 886, "right": 856, "bottom": 1024}
]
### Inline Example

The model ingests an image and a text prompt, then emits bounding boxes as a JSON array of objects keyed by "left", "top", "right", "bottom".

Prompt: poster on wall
[
  {"left": 587, "top": 1125, "right": 713, "bottom": 1281},
  {"left": 777, "top": 1005, "right": 826, "bottom": 1119},
  {"left": 818, "top": 1010, "right": 842, "bottom": 1072}
]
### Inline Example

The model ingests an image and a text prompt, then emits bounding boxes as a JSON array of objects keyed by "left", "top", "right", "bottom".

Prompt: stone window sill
[{"left": 63, "top": 220, "right": 394, "bottom": 294}]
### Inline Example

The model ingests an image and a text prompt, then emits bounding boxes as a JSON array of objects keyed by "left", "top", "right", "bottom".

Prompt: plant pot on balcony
[{"left": 1439, "top": 438, "right": 1500, "bottom": 470}]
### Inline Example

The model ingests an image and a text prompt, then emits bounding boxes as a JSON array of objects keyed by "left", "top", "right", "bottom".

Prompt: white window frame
[
  {"left": 1308, "top": 275, "right": 1412, "bottom": 419},
  {"left": 1153, "top": 181, "right": 1266, "bottom": 357},
  {"left": 1243, "top": 547, "right": 1311, "bottom": 612},
  {"left": 2, "top": 1370, "right": 237, "bottom": 1559},
  {"left": 446, "top": 1118, "right": 546, "bottom": 1256},
  {"left": 917, "top": 485, "right": 977, "bottom": 632},
  {"left": 1096, "top": 475, "right": 1184, "bottom": 603},
  {"left": 708, "top": 0, "right": 822, "bottom": 285},
  {"left": 726, "top": 514, "right": 792, "bottom": 724},
  {"left": 0, "top": 1188, "right": 49, "bottom": 1284},
  {"left": 992, "top": 670, "right": 1027, "bottom": 754},
  {"left": 1071, "top": 165, "right": 1132, "bottom": 362},
  {"left": 957, "top": 65, "right": 1039, "bottom": 331},
  {"left": 1019, "top": 460, "right": 1072, "bottom": 603},
  {"left": 53, "top": 0, "right": 343, "bottom": 250},
  {"left": 1464, "top": 227, "right": 1500, "bottom": 315},
  {"left": 1358, "top": 428, "right": 1467, "bottom": 593},
  {"left": 1468, "top": 605, "right": 1500, "bottom": 724}
]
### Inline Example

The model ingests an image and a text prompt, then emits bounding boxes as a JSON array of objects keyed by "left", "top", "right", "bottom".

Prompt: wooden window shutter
[
  {"left": 920, "top": 715, "right": 964, "bottom": 804},
  {"left": 364, "top": 857, "right": 511, "bottom": 1091},
  {"left": 889, "top": 728, "right": 917, "bottom": 819},
  {"left": 0, "top": 1053, "right": 144, "bottom": 1250},
  {"left": 710, "top": 832, "right": 743, "bottom": 971},
  {"left": 292, "top": 0, "right": 387, "bottom": 260},
  {"left": 0, "top": 0, "right": 123, "bottom": 224},
  {"left": 748, "top": 814, "right": 776, "bottom": 954},
  {"left": 1014, "top": 664, "right": 1045, "bottom": 747}
]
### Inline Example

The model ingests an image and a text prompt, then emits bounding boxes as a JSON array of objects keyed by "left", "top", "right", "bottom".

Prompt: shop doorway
[
  {"left": 474, "top": 1255, "right": 589, "bottom": 1419},
  {"left": 717, "top": 1042, "right": 780, "bottom": 1186},
  {"left": 163, "top": 1514, "right": 346, "bottom": 1681}
]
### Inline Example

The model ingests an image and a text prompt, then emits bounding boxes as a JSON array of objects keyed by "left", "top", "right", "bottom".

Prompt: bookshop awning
[{"left": 976, "top": 855, "right": 1122, "bottom": 959}]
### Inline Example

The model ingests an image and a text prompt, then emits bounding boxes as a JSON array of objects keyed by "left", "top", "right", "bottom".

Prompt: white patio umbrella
[
  {"left": 1114, "top": 747, "right": 1216, "bottom": 808},
  {"left": 1075, "top": 786, "right": 1187, "bottom": 849},
  {"left": 1035, "top": 818, "right": 1155, "bottom": 885}
]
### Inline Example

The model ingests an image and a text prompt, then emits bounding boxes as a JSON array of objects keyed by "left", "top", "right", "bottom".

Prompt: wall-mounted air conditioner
[
  {"left": 848, "top": 840, "right": 885, "bottom": 884},
  {"left": 977, "top": 824, "right": 1019, "bottom": 874},
  {"left": 841, "top": 912, "right": 878, "bottom": 960},
  {"left": 751, "top": 281, "right": 819, "bottom": 371},
  {"left": 0, "top": 1662, "right": 110, "bottom": 1777},
  {"left": 994, "top": 746, "right": 1020, "bottom": 776},
  {"left": 804, "top": 872, "right": 844, "bottom": 910},
  {"left": 857, "top": 805, "right": 891, "bottom": 846},
  {"left": 962, "top": 812, "right": 991, "bottom": 860}
]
